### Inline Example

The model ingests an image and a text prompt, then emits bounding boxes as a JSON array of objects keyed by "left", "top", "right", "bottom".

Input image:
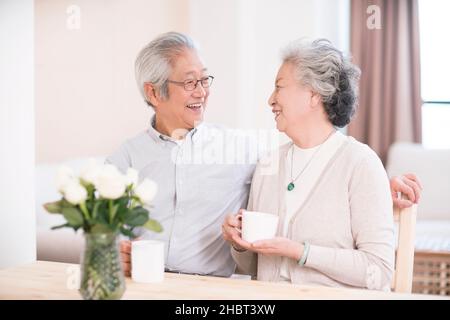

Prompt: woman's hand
[
  {"left": 250, "top": 237, "right": 303, "bottom": 261},
  {"left": 222, "top": 211, "right": 304, "bottom": 260}
]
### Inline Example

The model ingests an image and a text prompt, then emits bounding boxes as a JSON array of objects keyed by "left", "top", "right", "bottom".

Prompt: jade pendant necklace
[{"left": 287, "top": 130, "right": 336, "bottom": 191}]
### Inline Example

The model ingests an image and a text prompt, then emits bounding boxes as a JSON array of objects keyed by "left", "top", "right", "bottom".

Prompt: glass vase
[{"left": 79, "top": 232, "right": 126, "bottom": 300}]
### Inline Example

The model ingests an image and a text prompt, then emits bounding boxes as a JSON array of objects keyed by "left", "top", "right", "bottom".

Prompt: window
[{"left": 419, "top": 0, "right": 450, "bottom": 148}]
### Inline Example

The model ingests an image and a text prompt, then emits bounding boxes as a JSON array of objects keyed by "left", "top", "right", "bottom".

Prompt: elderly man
[{"left": 108, "top": 32, "right": 422, "bottom": 277}]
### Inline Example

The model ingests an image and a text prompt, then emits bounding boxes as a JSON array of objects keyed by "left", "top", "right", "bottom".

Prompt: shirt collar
[{"left": 147, "top": 114, "right": 204, "bottom": 144}]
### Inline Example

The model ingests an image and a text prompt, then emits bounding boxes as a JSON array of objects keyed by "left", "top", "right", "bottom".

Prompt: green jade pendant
[{"left": 287, "top": 182, "right": 295, "bottom": 191}]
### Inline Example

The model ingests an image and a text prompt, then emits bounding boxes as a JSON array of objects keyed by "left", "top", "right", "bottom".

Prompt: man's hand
[
  {"left": 120, "top": 240, "right": 131, "bottom": 277},
  {"left": 390, "top": 173, "right": 423, "bottom": 209}
]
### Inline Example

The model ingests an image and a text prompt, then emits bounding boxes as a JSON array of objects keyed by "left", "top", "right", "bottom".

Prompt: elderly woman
[{"left": 222, "top": 39, "right": 396, "bottom": 290}]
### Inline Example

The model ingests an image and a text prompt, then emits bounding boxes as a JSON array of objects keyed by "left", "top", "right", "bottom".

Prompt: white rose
[
  {"left": 56, "top": 165, "right": 76, "bottom": 193},
  {"left": 80, "top": 159, "right": 101, "bottom": 185},
  {"left": 134, "top": 178, "right": 158, "bottom": 204},
  {"left": 95, "top": 164, "right": 126, "bottom": 199},
  {"left": 125, "top": 168, "right": 139, "bottom": 188},
  {"left": 64, "top": 181, "right": 88, "bottom": 205}
]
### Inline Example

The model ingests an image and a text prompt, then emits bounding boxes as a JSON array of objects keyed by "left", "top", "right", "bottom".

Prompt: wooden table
[{"left": 0, "top": 261, "right": 446, "bottom": 300}]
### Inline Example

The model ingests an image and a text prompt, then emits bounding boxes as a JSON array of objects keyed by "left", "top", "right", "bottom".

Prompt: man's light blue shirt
[{"left": 106, "top": 118, "right": 260, "bottom": 276}]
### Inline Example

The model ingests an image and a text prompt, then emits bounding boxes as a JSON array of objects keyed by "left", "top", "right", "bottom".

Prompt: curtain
[{"left": 348, "top": 0, "right": 422, "bottom": 164}]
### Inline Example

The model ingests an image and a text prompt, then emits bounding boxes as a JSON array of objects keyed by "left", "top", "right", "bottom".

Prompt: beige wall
[
  {"left": 35, "top": 0, "right": 189, "bottom": 163},
  {"left": 36, "top": 0, "right": 349, "bottom": 163}
]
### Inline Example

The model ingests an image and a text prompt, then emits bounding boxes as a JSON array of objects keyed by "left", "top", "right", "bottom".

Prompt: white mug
[
  {"left": 131, "top": 240, "right": 165, "bottom": 283},
  {"left": 240, "top": 210, "right": 279, "bottom": 243}
]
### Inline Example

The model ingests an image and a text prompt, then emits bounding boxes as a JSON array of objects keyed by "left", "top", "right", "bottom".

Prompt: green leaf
[
  {"left": 97, "top": 209, "right": 109, "bottom": 225},
  {"left": 117, "top": 197, "right": 130, "bottom": 208},
  {"left": 51, "top": 223, "right": 71, "bottom": 230},
  {"left": 120, "top": 226, "right": 137, "bottom": 238},
  {"left": 143, "top": 218, "right": 163, "bottom": 233},
  {"left": 60, "top": 199, "right": 74, "bottom": 208},
  {"left": 43, "top": 201, "right": 63, "bottom": 214},
  {"left": 110, "top": 203, "right": 119, "bottom": 223},
  {"left": 124, "top": 206, "right": 149, "bottom": 227},
  {"left": 116, "top": 197, "right": 130, "bottom": 219},
  {"left": 62, "top": 207, "right": 84, "bottom": 227}
]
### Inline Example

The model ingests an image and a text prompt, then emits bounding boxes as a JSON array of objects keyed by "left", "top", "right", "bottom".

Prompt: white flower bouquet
[{"left": 43, "top": 160, "right": 162, "bottom": 237}]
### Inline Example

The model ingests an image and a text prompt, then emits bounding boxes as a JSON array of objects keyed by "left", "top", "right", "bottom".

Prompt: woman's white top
[{"left": 280, "top": 131, "right": 346, "bottom": 281}]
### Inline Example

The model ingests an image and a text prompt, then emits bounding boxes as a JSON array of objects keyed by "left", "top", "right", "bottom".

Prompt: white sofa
[
  {"left": 386, "top": 142, "right": 450, "bottom": 252},
  {"left": 35, "top": 156, "right": 105, "bottom": 263}
]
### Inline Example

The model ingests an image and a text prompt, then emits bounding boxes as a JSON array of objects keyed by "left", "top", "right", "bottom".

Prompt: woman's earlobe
[{"left": 311, "top": 92, "right": 321, "bottom": 108}]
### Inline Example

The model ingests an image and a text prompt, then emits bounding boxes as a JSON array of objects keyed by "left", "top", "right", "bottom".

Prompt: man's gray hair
[
  {"left": 135, "top": 32, "right": 197, "bottom": 107},
  {"left": 282, "top": 38, "right": 361, "bottom": 127}
]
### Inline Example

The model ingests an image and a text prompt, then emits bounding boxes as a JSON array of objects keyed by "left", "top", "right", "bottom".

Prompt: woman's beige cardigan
[{"left": 232, "top": 137, "right": 395, "bottom": 290}]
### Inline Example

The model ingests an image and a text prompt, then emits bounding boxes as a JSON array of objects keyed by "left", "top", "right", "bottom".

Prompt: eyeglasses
[{"left": 166, "top": 76, "right": 214, "bottom": 91}]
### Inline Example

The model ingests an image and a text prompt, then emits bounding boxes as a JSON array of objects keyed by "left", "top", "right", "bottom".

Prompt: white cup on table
[
  {"left": 240, "top": 210, "right": 279, "bottom": 243},
  {"left": 131, "top": 240, "right": 165, "bottom": 283}
]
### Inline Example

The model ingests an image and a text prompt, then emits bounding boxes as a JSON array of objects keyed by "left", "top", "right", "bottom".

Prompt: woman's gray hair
[
  {"left": 282, "top": 38, "right": 361, "bottom": 127},
  {"left": 135, "top": 32, "right": 197, "bottom": 107}
]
